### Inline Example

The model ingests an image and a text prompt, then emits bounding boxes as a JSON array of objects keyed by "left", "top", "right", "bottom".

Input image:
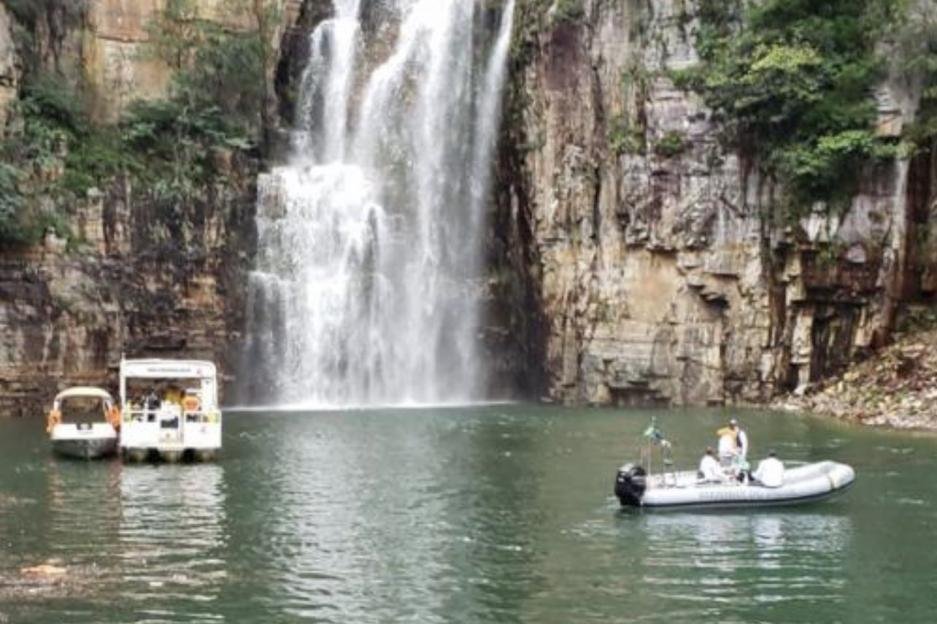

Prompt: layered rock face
[
  {"left": 494, "top": 0, "right": 937, "bottom": 405},
  {"left": 0, "top": 172, "right": 256, "bottom": 417},
  {"left": 82, "top": 0, "right": 172, "bottom": 121},
  {"left": 3, "top": 0, "right": 935, "bottom": 415},
  {"left": 81, "top": 0, "right": 301, "bottom": 122},
  {"left": 0, "top": 4, "right": 18, "bottom": 135},
  {"left": 0, "top": 0, "right": 288, "bottom": 415}
]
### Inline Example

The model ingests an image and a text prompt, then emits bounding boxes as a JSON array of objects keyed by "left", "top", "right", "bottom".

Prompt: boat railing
[
  {"left": 123, "top": 405, "right": 186, "bottom": 424},
  {"left": 640, "top": 439, "right": 679, "bottom": 486},
  {"left": 124, "top": 408, "right": 156, "bottom": 423},
  {"left": 183, "top": 409, "right": 221, "bottom": 424}
]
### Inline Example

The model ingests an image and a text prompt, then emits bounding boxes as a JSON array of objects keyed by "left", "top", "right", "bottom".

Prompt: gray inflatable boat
[{"left": 615, "top": 460, "right": 855, "bottom": 510}]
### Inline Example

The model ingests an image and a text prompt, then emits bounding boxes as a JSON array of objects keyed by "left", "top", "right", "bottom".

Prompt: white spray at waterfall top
[{"left": 243, "top": 0, "right": 516, "bottom": 407}]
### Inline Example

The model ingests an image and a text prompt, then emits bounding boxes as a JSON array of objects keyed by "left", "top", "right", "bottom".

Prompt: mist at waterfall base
[{"left": 240, "top": 0, "right": 516, "bottom": 409}]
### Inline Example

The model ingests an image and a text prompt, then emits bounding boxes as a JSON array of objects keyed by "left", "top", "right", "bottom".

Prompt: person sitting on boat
[
  {"left": 164, "top": 386, "right": 184, "bottom": 406},
  {"left": 182, "top": 390, "right": 201, "bottom": 413},
  {"left": 698, "top": 447, "right": 724, "bottom": 483},
  {"left": 753, "top": 451, "right": 785, "bottom": 488}
]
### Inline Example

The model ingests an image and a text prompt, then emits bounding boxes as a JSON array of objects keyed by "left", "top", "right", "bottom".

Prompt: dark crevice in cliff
[
  {"left": 5, "top": 0, "right": 87, "bottom": 76},
  {"left": 274, "top": 0, "right": 330, "bottom": 124},
  {"left": 487, "top": 119, "right": 549, "bottom": 399},
  {"left": 590, "top": 61, "right": 605, "bottom": 246},
  {"left": 483, "top": 1, "right": 553, "bottom": 400},
  {"left": 904, "top": 142, "right": 937, "bottom": 303}
]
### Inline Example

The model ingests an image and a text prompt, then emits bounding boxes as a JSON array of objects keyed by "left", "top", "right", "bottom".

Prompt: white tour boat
[
  {"left": 47, "top": 387, "right": 121, "bottom": 460},
  {"left": 119, "top": 358, "right": 222, "bottom": 462}
]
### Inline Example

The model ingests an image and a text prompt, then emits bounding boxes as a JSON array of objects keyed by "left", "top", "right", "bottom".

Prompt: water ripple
[{"left": 2, "top": 407, "right": 937, "bottom": 623}]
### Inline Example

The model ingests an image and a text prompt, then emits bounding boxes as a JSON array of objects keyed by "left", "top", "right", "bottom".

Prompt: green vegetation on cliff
[
  {"left": 675, "top": 0, "right": 903, "bottom": 216},
  {"left": 0, "top": 75, "right": 96, "bottom": 244},
  {"left": 0, "top": 0, "right": 277, "bottom": 247},
  {"left": 552, "top": 0, "right": 584, "bottom": 24},
  {"left": 145, "top": 0, "right": 278, "bottom": 145},
  {"left": 654, "top": 131, "right": 687, "bottom": 158},
  {"left": 894, "top": 3, "right": 937, "bottom": 149},
  {"left": 4, "top": 0, "right": 87, "bottom": 74}
]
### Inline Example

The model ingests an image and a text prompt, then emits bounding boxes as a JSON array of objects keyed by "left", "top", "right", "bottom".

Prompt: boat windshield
[{"left": 55, "top": 396, "right": 110, "bottom": 425}]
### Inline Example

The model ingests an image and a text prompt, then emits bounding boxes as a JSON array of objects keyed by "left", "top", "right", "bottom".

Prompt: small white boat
[
  {"left": 615, "top": 460, "right": 855, "bottom": 510},
  {"left": 47, "top": 388, "right": 120, "bottom": 460},
  {"left": 119, "top": 358, "right": 222, "bottom": 462}
]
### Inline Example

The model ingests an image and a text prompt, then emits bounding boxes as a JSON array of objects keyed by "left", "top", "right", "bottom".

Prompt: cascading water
[{"left": 242, "top": 0, "right": 516, "bottom": 407}]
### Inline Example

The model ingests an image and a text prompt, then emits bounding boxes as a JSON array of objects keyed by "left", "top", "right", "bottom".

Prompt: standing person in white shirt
[
  {"left": 698, "top": 447, "right": 724, "bottom": 483},
  {"left": 753, "top": 451, "right": 785, "bottom": 488},
  {"left": 716, "top": 425, "right": 737, "bottom": 467}
]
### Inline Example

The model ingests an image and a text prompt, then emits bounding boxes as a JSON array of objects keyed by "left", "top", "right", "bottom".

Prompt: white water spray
[{"left": 243, "top": 0, "right": 516, "bottom": 407}]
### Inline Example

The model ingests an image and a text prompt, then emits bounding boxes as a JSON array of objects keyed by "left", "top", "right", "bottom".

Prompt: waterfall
[{"left": 242, "top": 0, "right": 516, "bottom": 407}]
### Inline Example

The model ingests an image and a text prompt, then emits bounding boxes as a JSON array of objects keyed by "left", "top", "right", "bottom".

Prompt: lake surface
[{"left": 1, "top": 406, "right": 936, "bottom": 623}]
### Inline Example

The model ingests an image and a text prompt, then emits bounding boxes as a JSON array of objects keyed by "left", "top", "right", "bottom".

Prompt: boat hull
[
  {"left": 123, "top": 448, "right": 150, "bottom": 463},
  {"left": 50, "top": 423, "right": 118, "bottom": 460},
  {"left": 159, "top": 449, "right": 184, "bottom": 463},
  {"left": 119, "top": 412, "right": 221, "bottom": 463},
  {"left": 194, "top": 449, "right": 216, "bottom": 462},
  {"left": 52, "top": 437, "right": 118, "bottom": 460},
  {"left": 616, "top": 461, "right": 855, "bottom": 510}
]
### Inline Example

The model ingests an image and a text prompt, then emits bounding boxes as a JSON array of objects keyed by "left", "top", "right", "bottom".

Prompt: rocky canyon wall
[
  {"left": 0, "top": 173, "right": 256, "bottom": 417},
  {"left": 493, "top": 0, "right": 937, "bottom": 406},
  {"left": 3, "top": 0, "right": 935, "bottom": 414},
  {"left": 0, "top": 0, "right": 304, "bottom": 415}
]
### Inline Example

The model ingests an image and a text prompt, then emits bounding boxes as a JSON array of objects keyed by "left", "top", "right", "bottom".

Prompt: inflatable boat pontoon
[{"left": 615, "top": 460, "right": 855, "bottom": 510}]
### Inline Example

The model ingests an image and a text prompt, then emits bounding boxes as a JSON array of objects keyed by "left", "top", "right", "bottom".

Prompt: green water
[{"left": 1, "top": 406, "right": 936, "bottom": 623}]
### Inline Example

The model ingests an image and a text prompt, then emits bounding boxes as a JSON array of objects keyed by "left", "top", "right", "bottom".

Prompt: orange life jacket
[
  {"left": 46, "top": 409, "right": 61, "bottom": 434},
  {"left": 106, "top": 405, "right": 121, "bottom": 430}
]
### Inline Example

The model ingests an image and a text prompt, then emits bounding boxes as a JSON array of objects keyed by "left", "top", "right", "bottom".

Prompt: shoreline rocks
[{"left": 776, "top": 328, "right": 937, "bottom": 432}]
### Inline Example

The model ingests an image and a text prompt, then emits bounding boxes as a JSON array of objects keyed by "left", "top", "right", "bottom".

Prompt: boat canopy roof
[
  {"left": 119, "top": 359, "right": 217, "bottom": 380},
  {"left": 53, "top": 387, "right": 114, "bottom": 404},
  {"left": 119, "top": 359, "right": 219, "bottom": 409}
]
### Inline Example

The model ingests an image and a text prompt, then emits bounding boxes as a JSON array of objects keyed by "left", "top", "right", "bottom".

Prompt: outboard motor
[{"left": 614, "top": 463, "right": 647, "bottom": 507}]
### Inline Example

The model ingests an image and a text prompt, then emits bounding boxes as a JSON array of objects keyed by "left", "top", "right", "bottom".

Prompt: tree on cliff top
[
  {"left": 676, "top": 0, "right": 904, "bottom": 217},
  {"left": 0, "top": 0, "right": 282, "bottom": 247},
  {"left": 145, "top": 0, "right": 281, "bottom": 148}
]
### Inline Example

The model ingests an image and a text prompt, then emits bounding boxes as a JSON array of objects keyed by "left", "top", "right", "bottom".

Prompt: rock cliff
[
  {"left": 493, "top": 0, "right": 937, "bottom": 405},
  {"left": 0, "top": 4, "right": 18, "bottom": 135},
  {"left": 0, "top": 0, "right": 298, "bottom": 415},
  {"left": 55, "top": 0, "right": 300, "bottom": 123},
  {"left": 779, "top": 311, "right": 937, "bottom": 431},
  {"left": 0, "top": 171, "right": 257, "bottom": 417},
  {"left": 2, "top": 0, "right": 935, "bottom": 415}
]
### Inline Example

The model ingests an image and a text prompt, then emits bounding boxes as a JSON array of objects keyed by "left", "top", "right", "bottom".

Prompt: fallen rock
[
  {"left": 20, "top": 564, "right": 66, "bottom": 578},
  {"left": 776, "top": 326, "right": 937, "bottom": 431}
]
